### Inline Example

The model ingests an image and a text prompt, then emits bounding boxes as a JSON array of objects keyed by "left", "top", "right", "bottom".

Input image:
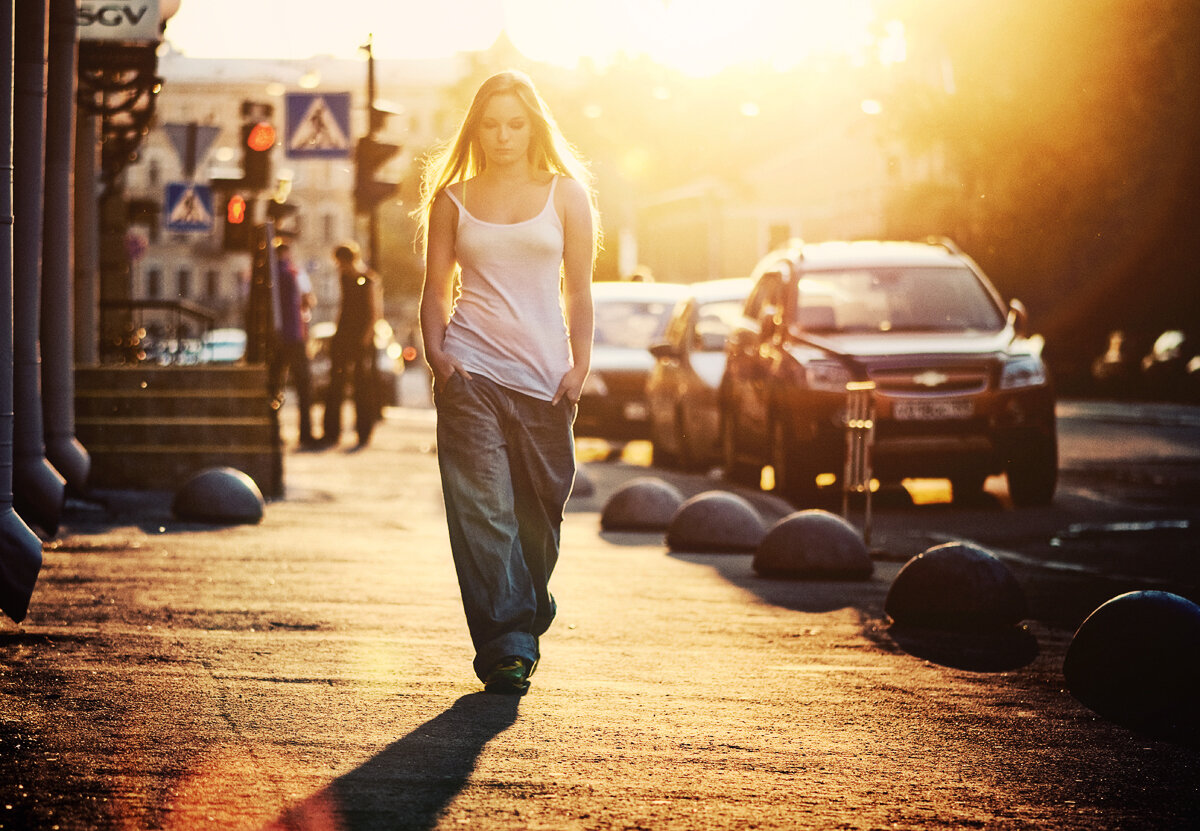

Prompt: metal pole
[
  {"left": 842, "top": 380, "right": 876, "bottom": 547},
  {"left": 12, "top": 0, "right": 65, "bottom": 537},
  {"left": 0, "top": 0, "right": 46, "bottom": 623},
  {"left": 364, "top": 35, "right": 379, "bottom": 268},
  {"left": 40, "top": 0, "right": 88, "bottom": 494},
  {"left": 73, "top": 112, "right": 99, "bottom": 365}
]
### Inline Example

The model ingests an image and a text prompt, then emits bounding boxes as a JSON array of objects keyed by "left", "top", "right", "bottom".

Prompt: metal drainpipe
[
  {"left": 12, "top": 0, "right": 64, "bottom": 538},
  {"left": 73, "top": 112, "right": 99, "bottom": 366},
  {"left": 0, "top": 0, "right": 46, "bottom": 623},
  {"left": 40, "top": 0, "right": 88, "bottom": 493}
]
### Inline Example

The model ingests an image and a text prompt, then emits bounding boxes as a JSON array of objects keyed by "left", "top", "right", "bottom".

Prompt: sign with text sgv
[{"left": 78, "top": 2, "right": 161, "bottom": 43}]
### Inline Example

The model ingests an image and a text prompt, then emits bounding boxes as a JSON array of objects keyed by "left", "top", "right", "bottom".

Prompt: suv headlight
[
  {"left": 999, "top": 356, "right": 1048, "bottom": 390},
  {"left": 805, "top": 361, "right": 854, "bottom": 392}
]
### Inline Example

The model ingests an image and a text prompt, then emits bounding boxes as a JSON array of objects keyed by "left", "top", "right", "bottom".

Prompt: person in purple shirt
[{"left": 269, "top": 241, "right": 317, "bottom": 448}]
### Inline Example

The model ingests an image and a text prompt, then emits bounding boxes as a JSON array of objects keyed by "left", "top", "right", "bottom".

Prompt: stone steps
[{"left": 74, "top": 365, "right": 283, "bottom": 497}]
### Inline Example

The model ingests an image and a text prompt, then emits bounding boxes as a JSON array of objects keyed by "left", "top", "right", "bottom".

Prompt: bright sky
[{"left": 164, "top": 0, "right": 890, "bottom": 76}]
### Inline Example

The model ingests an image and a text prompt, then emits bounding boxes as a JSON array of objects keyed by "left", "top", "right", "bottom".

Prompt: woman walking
[{"left": 416, "top": 71, "right": 599, "bottom": 695}]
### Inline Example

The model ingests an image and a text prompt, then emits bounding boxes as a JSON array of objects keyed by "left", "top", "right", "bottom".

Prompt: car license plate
[{"left": 892, "top": 398, "right": 974, "bottom": 421}]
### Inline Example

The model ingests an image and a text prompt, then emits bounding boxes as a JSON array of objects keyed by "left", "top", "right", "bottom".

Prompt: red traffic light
[
  {"left": 245, "top": 122, "right": 276, "bottom": 152},
  {"left": 227, "top": 194, "right": 247, "bottom": 224}
]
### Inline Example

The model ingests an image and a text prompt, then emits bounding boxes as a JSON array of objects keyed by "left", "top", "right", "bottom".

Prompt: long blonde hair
[{"left": 414, "top": 70, "right": 600, "bottom": 259}]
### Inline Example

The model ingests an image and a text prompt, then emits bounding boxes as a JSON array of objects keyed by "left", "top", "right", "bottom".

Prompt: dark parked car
[
  {"left": 720, "top": 239, "right": 1057, "bottom": 506},
  {"left": 646, "top": 277, "right": 753, "bottom": 469},
  {"left": 309, "top": 319, "right": 405, "bottom": 409},
  {"left": 1140, "top": 329, "right": 1199, "bottom": 402},
  {"left": 576, "top": 280, "right": 687, "bottom": 442}
]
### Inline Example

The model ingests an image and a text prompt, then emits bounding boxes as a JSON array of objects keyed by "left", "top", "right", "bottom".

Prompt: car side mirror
[
  {"left": 1008, "top": 298, "right": 1029, "bottom": 337},
  {"left": 649, "top": 341, "right": 680, "bottom": 360}
]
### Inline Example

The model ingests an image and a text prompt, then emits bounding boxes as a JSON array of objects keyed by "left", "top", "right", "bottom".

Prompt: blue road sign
[
  {"left": 285, "top": 92, "right": 352, "bottom": 159},
  {"left": 164, "top": 183, "right": 215, "bottom": 233}
]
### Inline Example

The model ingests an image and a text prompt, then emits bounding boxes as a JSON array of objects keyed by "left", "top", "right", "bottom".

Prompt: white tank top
[{"left": 442, "top": 176, "right": 570, "bottom": 401}]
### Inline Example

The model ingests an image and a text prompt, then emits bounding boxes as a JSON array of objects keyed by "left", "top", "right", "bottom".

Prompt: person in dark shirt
[{"left": 321, "top": 241, "right": 380, "bottom": 448}]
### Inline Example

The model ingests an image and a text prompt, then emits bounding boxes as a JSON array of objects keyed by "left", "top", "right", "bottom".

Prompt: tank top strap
[{"left": 443, "top": 177, "right": 559, "bottom": 224}]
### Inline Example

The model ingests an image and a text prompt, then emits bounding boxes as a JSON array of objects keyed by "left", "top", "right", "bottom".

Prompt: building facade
[{"left": 121, "top": 49, "right": 456, "bottom": 338}]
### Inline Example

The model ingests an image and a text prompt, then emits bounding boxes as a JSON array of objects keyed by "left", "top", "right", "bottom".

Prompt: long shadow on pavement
[{"left": 264, "top": 692, "right": 520, "bottom": 831}]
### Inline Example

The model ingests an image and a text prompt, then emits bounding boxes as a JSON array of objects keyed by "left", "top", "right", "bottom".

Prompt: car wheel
[
  {"left": 1006, "top": 433, "right": 1058, "bottom": 507},
  {"left": 770, "top": 418, "right": 818, "bottom": 503},
  {"left": 648, "top": 416, "right": 679, "bottom": 469},
  {"left": 675, "top": 405, "right": 704, "bottom": 472},
  {"left": 949, "top": 468, "right": 989, "bottom": 505},
  {"left": 721, "top": 412, "right": 760, "bottom": 486}
]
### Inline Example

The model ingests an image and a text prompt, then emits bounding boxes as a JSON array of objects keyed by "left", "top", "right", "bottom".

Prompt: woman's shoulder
[
  {"left": 553, "top": 175, "right": 591, "bottom": 215},
  {"left": 551, "top": 174, "right": 587, "bottom": 198}
]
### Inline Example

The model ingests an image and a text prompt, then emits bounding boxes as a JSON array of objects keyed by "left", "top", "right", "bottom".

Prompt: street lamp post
[{"left": 355, "top": 35, "right": 401, "bottom": 270}]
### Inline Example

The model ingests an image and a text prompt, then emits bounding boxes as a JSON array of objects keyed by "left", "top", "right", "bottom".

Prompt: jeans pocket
[{"left": 433, "top": 371, "right": 462, "bottom": 403}]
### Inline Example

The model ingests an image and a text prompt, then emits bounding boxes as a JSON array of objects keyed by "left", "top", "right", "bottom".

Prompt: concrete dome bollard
[
  {"left": 571, "top": 465, "right": 596, "bottom": 499},
  {"left": 1063, "top": 591, "right": 1200, "bottom": 738},
  {"left": 753, "top": 510, "right": 873, "bottom": 580},
  {"left": 172, "top": 466, "right": 265, "bottom": 525},
  {"left": 885, "top": 541, "right": 1027, "bottom": 630},
  {"left": 666, "top": 490, "right": 766, "bottom": 553},
  {"left": 600, "top": 476, "right": 684, "bottom": 532}
]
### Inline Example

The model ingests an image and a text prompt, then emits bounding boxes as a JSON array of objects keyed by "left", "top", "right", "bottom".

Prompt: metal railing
[{"left": 98, "top": 298, "right": 217, "bottom": 365}]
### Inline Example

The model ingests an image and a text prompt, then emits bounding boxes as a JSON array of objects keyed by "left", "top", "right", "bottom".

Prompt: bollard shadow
[
  {"left": 882, "top": 623, "right": 1040, "bottom": 672},
  {"left": 263, "top": 692, "right": 520, "bottom": 831},
  {"left": 59, "top": 489, "right": 264, "bottom": 537},
  {"left": 668, "top": 550, "right": 891, "bottom": 616}
]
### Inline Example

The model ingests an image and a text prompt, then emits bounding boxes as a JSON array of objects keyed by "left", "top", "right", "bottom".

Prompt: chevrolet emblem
[{"left": 912, "top": 371, "right": 949, "bottom": 387}]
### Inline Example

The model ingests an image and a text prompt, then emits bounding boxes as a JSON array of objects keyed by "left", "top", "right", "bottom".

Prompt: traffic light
[
  {"left": 241, "top": 120, "right": 275, "bottom": 190},
  {"left": 240, "top": 101, "right": 276, "bottom": 191},
  {"left": 266, "top": 199, "right": 300, "bottom": 238},
  {"left": 222, "top": 193, "right": 251, "bottom": 251},
  {"left": 354, "top": 135, "right": 401, "bottom": 215}
]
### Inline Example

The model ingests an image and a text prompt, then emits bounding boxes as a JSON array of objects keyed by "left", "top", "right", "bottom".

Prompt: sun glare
[
  {"left": 510, "top": 0, "right": 889, "bottom": 76},
  {"left": 165, "top": 0, "right": 898, "bottom": 76}
]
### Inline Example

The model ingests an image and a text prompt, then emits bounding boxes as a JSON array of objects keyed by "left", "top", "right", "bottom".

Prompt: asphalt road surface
[{"left": 0, "top": 398, "right": 1197, "bottom": 830}]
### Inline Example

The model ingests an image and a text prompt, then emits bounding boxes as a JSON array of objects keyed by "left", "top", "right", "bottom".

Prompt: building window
[
  {"left": 148, "top": 158, "right": 161, "bottom": 188},
  {"left": 322, "top": 212, "right": 336, "bottom": 244},
  {"left": 147, "top": 267, "right": 162, "bottom": 299},
  {"left": 177, "top": 268, "right": 192, "bottom": 299},
  {"left": 205, "top": 269, "right": 220, "bottom": 300}
]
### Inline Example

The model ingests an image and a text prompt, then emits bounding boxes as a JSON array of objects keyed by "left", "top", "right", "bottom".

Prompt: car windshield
[
  {"left": 594, "top": 300, "right": 678, "bottom": 349},
  {"left": 791, "top": 266, "right": 1006, "bottom": 334}
]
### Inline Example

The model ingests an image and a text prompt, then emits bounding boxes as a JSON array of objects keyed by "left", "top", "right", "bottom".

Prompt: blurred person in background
[
  {"left": 321, "top": 241, "right": 381, "bottom": 449},
  {"left": 269, "top": 242, "right": 317, "bottom": 448}
]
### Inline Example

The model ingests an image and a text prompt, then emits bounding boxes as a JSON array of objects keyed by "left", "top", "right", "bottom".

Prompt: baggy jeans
[{"left": 434, "top": 374, "right": 577, "bottom": 681}]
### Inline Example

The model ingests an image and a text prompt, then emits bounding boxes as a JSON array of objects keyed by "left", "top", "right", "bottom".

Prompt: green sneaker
[{"left": 484, "top": 656, "right": 533, "bottom": 695}]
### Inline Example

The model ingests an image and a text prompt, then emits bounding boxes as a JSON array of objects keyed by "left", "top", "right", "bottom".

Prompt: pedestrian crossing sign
[
  {"left": 285, "top": 92, "right": 352, "bottom": 159},
  {"left": 163, "top": 182, "right": 215, "bottom": 233}
]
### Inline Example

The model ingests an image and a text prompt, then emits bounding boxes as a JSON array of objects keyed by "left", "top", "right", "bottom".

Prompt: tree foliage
[{"left": 879, "top": 0, "right": 1200, "bottom": 377}]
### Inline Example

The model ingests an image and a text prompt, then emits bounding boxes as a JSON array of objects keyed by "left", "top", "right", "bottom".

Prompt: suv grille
[{"left": 871, "top": 366, "right": 990, "bottom": 396}]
